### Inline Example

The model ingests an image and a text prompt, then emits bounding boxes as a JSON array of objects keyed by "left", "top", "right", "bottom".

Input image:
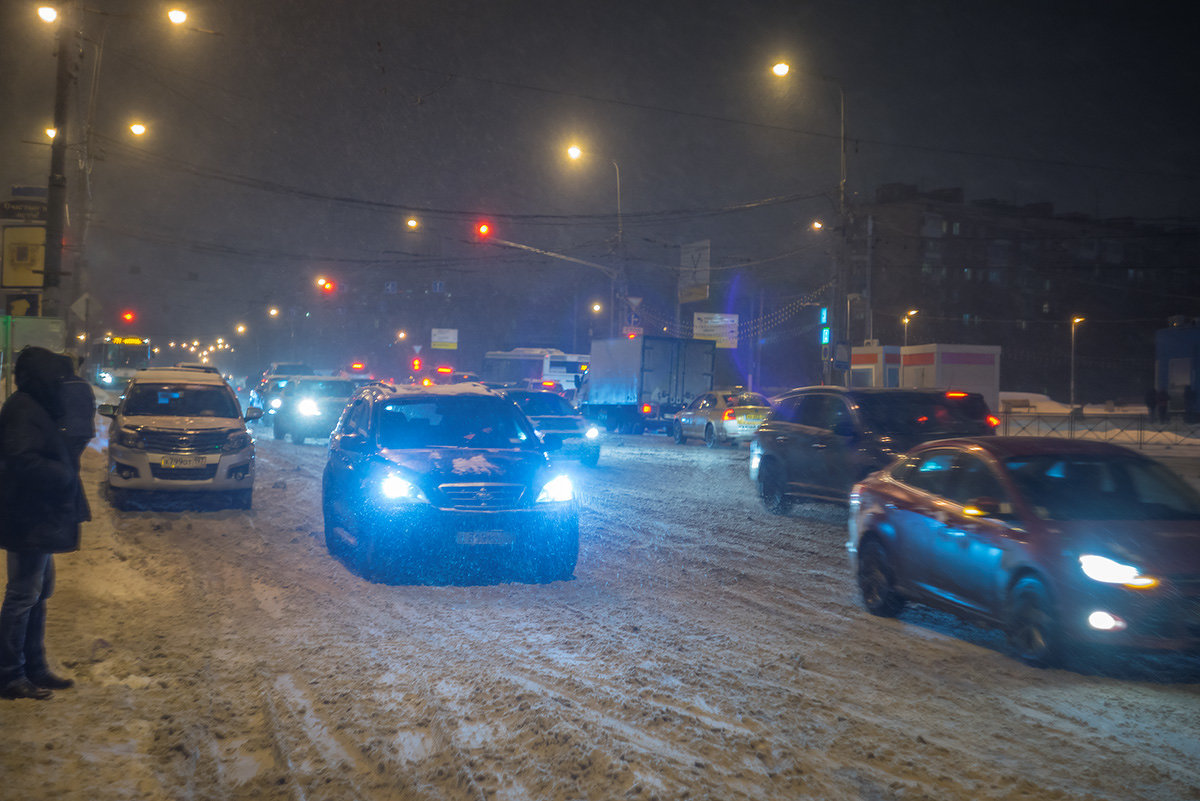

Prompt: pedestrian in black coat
[{"left": 0, "top": 346, "right": 87, "bottom": 700}]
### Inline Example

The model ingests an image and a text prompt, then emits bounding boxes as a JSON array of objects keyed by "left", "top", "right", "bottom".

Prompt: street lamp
[
  {"left": 566, "top": 145, "right": 624, "bottom": 336},
  {"left": 1070, "top": 315, "right": 1085, "bottom": 408},
  {"left": 902, "top": 309, "right": 918, "bottom": 346}
]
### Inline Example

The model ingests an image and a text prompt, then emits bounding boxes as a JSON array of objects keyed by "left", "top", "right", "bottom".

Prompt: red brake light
[
  {"left": 541, "top": 380, "right": 556, "bottom": 387},
  {"left": 723, "top": 409, "right": 736, "bottom": 421},
  {"left": 626, "top": 332, "right": 638, "bottom": 339},
  {"left": 946, "top": 391, "right": 968, "bottom": 398},
  {"left": 350, "top": 362, "right": 365, "bottom": 370},
  {"left": 987, "top": 414, "right": 1001, "bottom": 428},
  {"left": 640, "top": 404, "right": 653, "bottom": 415},
  {"left": 436, "top": 366, "right": 453, "bottom": 374},
  {"left": 917, "top": 415, "right": 929, "bottom": 423}
]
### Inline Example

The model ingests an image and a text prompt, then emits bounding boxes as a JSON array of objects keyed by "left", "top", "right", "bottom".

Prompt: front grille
[
  {"left": 438, "top": 483, "right": 526, "bottom": 509},
  {"left": 141, "top": 429, "right": 229, "bottom": 453},
  {"left": 149, "top": 464, "right": 219, "bottom": 480}
]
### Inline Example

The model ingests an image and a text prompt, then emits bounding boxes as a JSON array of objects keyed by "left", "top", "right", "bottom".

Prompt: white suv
[{"left": 99, "top": 367, "right": 264, "bottom": 509}]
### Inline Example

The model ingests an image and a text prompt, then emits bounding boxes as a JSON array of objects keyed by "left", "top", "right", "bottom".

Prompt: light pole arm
[{"left": 487, "top": 237, "right": 623, "bottom": 282}]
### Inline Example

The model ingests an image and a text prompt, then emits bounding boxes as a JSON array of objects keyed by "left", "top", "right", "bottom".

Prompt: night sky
[{"left": 2, "top": 0, "right": 1197, "bottom": 370}]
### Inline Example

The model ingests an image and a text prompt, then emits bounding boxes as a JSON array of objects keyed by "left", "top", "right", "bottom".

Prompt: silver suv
[{"left": 99, "top": 367, "right": 263, "bottom": 509}]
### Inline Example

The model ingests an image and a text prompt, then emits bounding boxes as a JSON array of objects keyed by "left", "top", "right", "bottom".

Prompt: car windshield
[
  {"left": 854, "top": 393, "right": 988, "bottom": 435},
  {"left": 377, "top": 396, "right": 537, "bottom": 450},
  {"left": 124, "top": 384, "right": 241, "bottom": 418},
  {"left": 723, "top": 392, "right": 770, "bottom": 408},
  {"left": 293, "top": 380, "right": 355, "bottom": 398},
  {"left": 509, "top": 392, "right": 576, "bottom": 416},
  {"left": 1004, "top": 454, "right": 1200, "bottom": 520}
]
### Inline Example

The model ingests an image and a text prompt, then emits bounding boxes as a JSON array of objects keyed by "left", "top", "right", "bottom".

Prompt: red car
[{"left": 847, "top": 437, "right": 1200, "bottom": 666}]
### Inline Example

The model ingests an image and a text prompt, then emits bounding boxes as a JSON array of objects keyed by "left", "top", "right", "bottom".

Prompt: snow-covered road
[{"left": 3, "top": 433, "right": 1198, "bottom": 800}]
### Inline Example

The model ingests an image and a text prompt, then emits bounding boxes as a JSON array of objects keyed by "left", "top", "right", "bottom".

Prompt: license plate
[
  {"left": 742, "top": 413, "right": 765, "bottom": 422},
  {"left": 455, "top": 530, "right": 514, "bottom": 546},
  {"left": 160, "top": 455, "right": 208, "bottom": 469}
]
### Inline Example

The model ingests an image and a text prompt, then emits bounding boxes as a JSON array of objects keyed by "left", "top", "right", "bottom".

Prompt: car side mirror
[
  {"left": 97, "top": 403, "right": 116, "bottom": 418},
  {"left": 339, "top": 431, "right": 371, "bottom": 452},
  {"left": 965, "top": 496, "right": 1002, "bottom": 517},
  {"left": 245, "top": 407, "right": 264, "bottom": 422},
  {"left": 832, "top": 420, "right": 857, "bottom": 438}
]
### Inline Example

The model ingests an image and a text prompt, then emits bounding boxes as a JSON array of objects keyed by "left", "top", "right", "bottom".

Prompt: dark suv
[
  {"left": 322, "top": 382, "right": 580, "bottom": 582},
  {"left": 750, "top": 386, "right": 997, "bottom": 511}
]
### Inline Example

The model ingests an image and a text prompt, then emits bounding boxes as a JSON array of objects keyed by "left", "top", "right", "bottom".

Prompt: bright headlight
[
  {"left": 270, "top": 397, "right": 282, "bottom": 409},
  {"left": 1079, "top": 554, "right": 1160, "bottom": 589},
  {"left": 585, "top": 426, "right": 600, "bottom": 440},
  {"left": 381, "top": 474, "right": 425, "bottom": 502},
  {"left": 536, "top": 473, "right": 574, "bottom": 503},
  {"left": 116, "top": 427, "right": 145, "bottom": 449},
  {"left": 298, "top": 398, "right": 320, "bottom": 416},
  {"left": 99, "top": 371, "right": 114, "bottom": 385}
]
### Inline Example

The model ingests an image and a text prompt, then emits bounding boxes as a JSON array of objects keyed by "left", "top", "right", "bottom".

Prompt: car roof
[
  {"left": 370, "top": 381, "right": 501, "bottom": 400},
  {"left": 779, "top": 386, "right": 984, "bottom": 399},
  {"left": 129, "top": 368, "right": 231, "bottom": 386},
  {"left": 910, "top": 436, "right": 1145, "bottom": 460}
]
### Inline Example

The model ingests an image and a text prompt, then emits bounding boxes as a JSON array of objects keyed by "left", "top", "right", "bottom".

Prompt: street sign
[{"left": 431, "top": 327, "right": 457, "bottom": 350}]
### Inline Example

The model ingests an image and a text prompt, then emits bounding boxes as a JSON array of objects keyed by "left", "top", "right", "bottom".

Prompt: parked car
[
  {"left": 99, "top": 367, "right": 263, "bottom": 509},
  {"left": 501, "top": 388, "right": 602, "bottom": 467},
  {"left": 750, "top": 387, "right": 998, "bottom": 510},
  {"left": 272, "top": 377, "right": 363, "bottom": 443},
  {"left": 847, "top": 437, "right": 1200, "bottom": 666},
  {"left": 321, "top": 382, "right": 580, "bottom": 583},
  {"left": 672, "top": 387, "right": 772, "bottom": 447}
]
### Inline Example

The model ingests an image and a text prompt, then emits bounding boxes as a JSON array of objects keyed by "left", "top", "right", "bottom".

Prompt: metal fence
[{"left": 1001, "top": 412, "right": 1200, "bottom": 449}]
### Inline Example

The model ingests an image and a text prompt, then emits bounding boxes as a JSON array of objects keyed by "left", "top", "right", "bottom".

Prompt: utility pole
[{"left": 43, "top": 2, "right": 79, "bottom": 319}]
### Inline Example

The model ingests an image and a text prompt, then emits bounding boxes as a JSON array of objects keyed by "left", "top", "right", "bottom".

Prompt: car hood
[
  {"left": 525, "top": 414, "right": 589, "bottom": 435},
  {"left": 1054, "top": 519, "right": 1200, "bottom": 575},
  {"left": 120, "top": 416, "right": 244, "bottom": 431},
  {"left": 378, "top": 447, "right": 551, "bottom": 485}
]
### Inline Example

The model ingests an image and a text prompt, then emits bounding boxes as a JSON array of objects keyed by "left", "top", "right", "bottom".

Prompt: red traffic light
[
  {"left": 474, "top": 221, "right": 492, "bottom": 239},
  {"left": 321, "top": 280, "right": 336, "bottom": 294},
  {"left": 120, "top": 310, "right": 136, "bottom": 323},
  {"left": 411, "top": 357, "right": 422, "bottom": 372}
]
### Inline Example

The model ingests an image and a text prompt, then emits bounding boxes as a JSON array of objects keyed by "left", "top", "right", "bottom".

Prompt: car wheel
[
  {"left": 322, "top": 483, "right": 351, "bottom": 560},
  {"left": 273, "top": 419, "right": 285, "bottom": 440},
  {"left": 673, "top": 421, "right": 686, "bottom": 444},
  {"left": 1007, "top": 576, "right": 1061, "bottom": 667},
  {"left": 526, "top": 527, "right": 579, "bottom": 582},
  {"left": 704, "top": 424, "right": 717, "bottom": 448},
  {"left": 758, "top": 460, "right": 792, "bottom": 514},
  {"left": 857, "top": 538, "right": 906, "bottom": 617},
  {"left": 232, "top": 488, "right": 253, "bottom": 510},
  {"left": 109, "top": 485, "right": 131, "bottom": 511},
  {"left": 293, "top": 434, "right": 308, "bottom": 445},
  {"left": 580, "top": 447, "right": 600, "bottom": 468}
]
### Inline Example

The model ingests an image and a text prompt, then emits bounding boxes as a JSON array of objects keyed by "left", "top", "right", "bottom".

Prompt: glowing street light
[
  {"left": 167, "top": 9, "right": 188, "bottom": 24},
  {"left": 772, "top": 62, "right": 789, "bottom": 77},
  {"left": 129, "top": 122, "right": 146, "bottom": 136},
  {"left": 268, "top": 307, "right": 280, "bottom": 317},
  {"left": 902, "top": 309, "right": 919, "bottom": 346}
]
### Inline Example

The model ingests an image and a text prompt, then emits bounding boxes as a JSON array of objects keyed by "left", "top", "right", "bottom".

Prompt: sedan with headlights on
[
  {"left": 848, "top": 437, "right": 1200, "bottom": 667},
  {"left": 272, "top": 377, "right": 365, "bottom": 444},
  {"left": 500, "top": 388, "right": 601, "bottom": 467}
]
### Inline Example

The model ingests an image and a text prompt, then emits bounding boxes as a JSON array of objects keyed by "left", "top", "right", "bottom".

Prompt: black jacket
[{"left": 0, "top": 347, "right": 86, "bottom": 553}]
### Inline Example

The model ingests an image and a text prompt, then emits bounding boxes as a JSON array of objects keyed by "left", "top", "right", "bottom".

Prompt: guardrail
[{"left": 1001, "top": 412, "right": 1200, "bottom": 449}]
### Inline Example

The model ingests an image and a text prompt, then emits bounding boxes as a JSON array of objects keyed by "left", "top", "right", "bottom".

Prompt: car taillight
[
  {"left": 945, "top": 391, "right": 968, "bottom": 398},
  {"left": 723, "top": 409, "right": 736, "bottom": 421},
  {"left": 986, "top": 414, "right": 1000, "bottom": 428},
  {"left": 640, "top": 403, "right": 654, "bottom": 416}
]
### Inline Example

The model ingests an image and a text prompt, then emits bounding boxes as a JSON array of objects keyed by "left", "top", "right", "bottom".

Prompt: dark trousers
[{"left": 0, "top": 551, "right": 55, "bottom": 684}]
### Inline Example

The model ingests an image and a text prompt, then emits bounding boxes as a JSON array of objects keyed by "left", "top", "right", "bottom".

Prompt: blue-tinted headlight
[{"left": 536, "top": 473, "right": 574, "bottom": 503}]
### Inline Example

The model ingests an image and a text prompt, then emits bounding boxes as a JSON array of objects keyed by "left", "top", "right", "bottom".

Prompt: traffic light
[
  {"left": 411, "top": 357, "right": 422, "bottom": 372},
  {"left": 315, "top": 276, "right": 336, "bottom": 294},
  {"left": 120, "top": 310, "right": 136, "bottom": 323},
  {"left": 474, "top": 221, "right": 492, "bottom": 241},
  {"left": 819, "top": 307, "right": 830, "bottom": 345}
]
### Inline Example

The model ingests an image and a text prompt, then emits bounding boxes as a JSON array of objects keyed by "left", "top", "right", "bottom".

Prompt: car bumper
[
  {"left": 107, "top": 444, "right": 255, "bottom": 492},
  {"left": 366, "top": 503, "right": 579, "bottom": 555},
  {"left": 1063, "top": 582, "right": 1200, "bottom": 652}
]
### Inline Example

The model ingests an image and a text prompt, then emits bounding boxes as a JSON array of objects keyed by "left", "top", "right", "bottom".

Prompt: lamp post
[
  {"left": 566, "top": 145, "right": 624, "bottom": 337},
  {"left": 1070, "top": 315, "right": 1085, "bottom": 409},
  {"left": 772, "top": 62, "right": 848, "bottom": 378},
  {"left": 902, "top": 309, "right": 918, "bottom": 346}
]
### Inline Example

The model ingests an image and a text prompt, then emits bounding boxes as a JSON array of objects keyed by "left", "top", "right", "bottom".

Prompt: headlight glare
[
  {"left": 380, "top": 474, "right": 425, "bottom": 502},
  {"left": 1079, "top": 554, "right": 1160, "bottom": 589},
  {"left": 298, "top": 398, "right": 320, "bottom": 416},
  {"left": 585, "top": 426, "right": 600, "bottom": 440},
  {"left": 536, "top": 473, "right": 574, "bottom": 503},
  {"left": 270, "top": 397, "right": 282, "bottom": 409}
]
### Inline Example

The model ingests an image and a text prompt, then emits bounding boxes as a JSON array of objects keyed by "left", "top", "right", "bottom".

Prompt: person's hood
[{"left": 14, "top": 346, "right": 66, "bottom": 418}]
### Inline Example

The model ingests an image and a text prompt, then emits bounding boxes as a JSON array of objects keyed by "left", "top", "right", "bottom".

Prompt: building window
[{"left": 952, "top": 222, "right": 960, "bottom": 235}]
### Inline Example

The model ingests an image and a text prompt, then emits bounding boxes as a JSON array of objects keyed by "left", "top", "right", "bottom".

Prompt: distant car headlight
[
  {"left": 99, "top": 370, "right": 115, "bottom": 385},
  {"left": 1079, "top": 554, "right": 1160, "bottom": 589},
  {"left": 270, "top": 397, "right": 282, "bottom": 409},
  {"left": 536, "top": 473, "right": 574, "bottom": 503},
  {"left": 116, "top": 427, "right": 145, "bottom": 449},
  {"left": 298, "top": 398, "right": 320, "bottom": 416},
  {"left": 585, "top": 426, "right": 600, "bottom": 440},
  {"left": 223, "top": 431, "right": 252, "bottom": 453},
  {"left": 380, "top": 473, "right": 427, "bottom": 503}
]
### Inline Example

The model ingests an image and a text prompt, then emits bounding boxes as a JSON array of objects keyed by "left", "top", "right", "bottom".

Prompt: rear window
[
  {"left": 723, "top": 393, "right": 771, "bottom": 408},
  {"left": 292, "top": 380, "right": 355, "bottom": 397},
  {"left": 853, "top": 392, "right": 990, "bottom": 436},
  {"left": 508, "top": 392, "right": 577, "bottom": 416}
]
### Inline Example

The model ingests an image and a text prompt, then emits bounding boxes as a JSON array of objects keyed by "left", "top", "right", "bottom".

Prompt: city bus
[
  {"left": 480, "top": 347, "right": 589, "bottom": 399},
  {"left": 87, "top": 335, "right": 152, "bottom": 389}
]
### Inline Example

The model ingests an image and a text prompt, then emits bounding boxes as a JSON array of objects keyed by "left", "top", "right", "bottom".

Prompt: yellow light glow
[
  {"left": 811, "top": 220, "right": 824, "bottom": 231},
  {"left": 268, "top": 307, "right": 279, "bottom": 317},
  {"left": 168, "top": 9, "right": 187, "bottom": 24},
  {"left": 46, "top": 128, "right": 57, "bottom": 139},
  {"left": 567, "top": 145, "right": 582, "bottom": 160},
  {"left": 772, "top": 62, "right": 790, "bottom": 77},
  {"left": 130, "top": 123, "right": 146, "bottom": 136},
  {"left": 38, "top": 7, "right": 57, "bottom": 23},
  {"left": 236, "top": 324, "right": 246, "bottom": 334},
  {"left": 406, "top": 217, "right": 419, "bottom": 229}
]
